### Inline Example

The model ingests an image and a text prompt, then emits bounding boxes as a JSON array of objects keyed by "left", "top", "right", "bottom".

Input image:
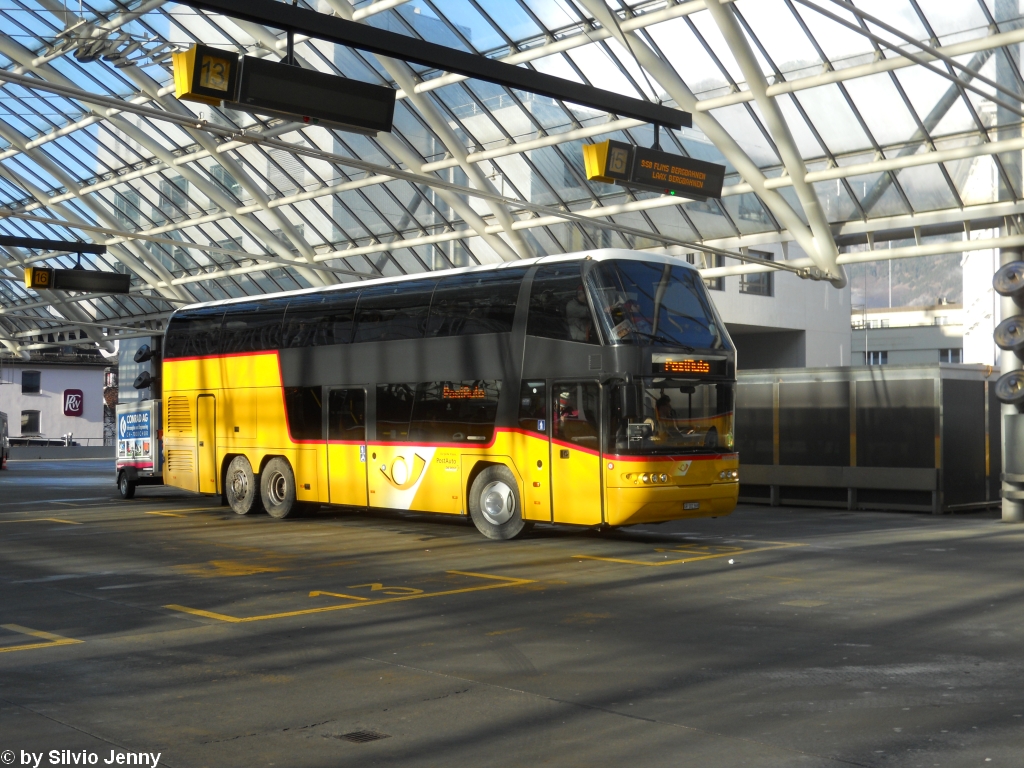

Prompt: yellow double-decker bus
[{"left": 157, "top": 249, "right": 738, "bottom": 539}]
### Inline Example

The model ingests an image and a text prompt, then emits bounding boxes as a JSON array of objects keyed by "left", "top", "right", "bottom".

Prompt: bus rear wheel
[
  {"left": 469, "top": 465, "right": 527, "bottom": 540},
  {"left": 226, "top": 456, "right": 262, "bottom": 515},
  {"left": 261, "top": 457, "right": 299, "bottom": 519}
]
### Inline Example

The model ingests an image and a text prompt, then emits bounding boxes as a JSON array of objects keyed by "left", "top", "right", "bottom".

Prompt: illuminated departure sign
[
  {"left": 652, "top": 354, "right": 726, "bottom": 376},
  {"left": 664, "top": 359, "right": 711, "bottom": 375},
  {"left": 172, "top": 44, "right": 396, "bottom": 135},
  {"left": 443, "top": 384, "right": 487, "bottom": 399},
  {"left": 583, "top": 140, "right": 726, "bottom": 200}
]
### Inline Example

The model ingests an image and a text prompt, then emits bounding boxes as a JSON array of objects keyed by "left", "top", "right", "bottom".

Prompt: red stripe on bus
[
  {"left": 550, "top": 436, "right": 601, "bottom": 457},
  {"left": 605, "top": 452, "right": 737, "bottom": 462}
]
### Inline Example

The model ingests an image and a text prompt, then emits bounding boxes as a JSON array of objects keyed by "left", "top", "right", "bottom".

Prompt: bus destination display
[
  {"left": 652, "top": 355, "right": 726, "bottom": 377},
  {"left": 631, "top": 147, "right": 725, "bottom": 199}
]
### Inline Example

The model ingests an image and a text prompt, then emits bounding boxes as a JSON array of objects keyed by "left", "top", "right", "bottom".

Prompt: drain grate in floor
[{"left": 336, "top": 730, "right": 390, "bottom": 743}]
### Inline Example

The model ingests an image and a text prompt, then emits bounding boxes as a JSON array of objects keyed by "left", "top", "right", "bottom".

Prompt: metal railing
[{"left": 10, "top": 436, "right": 110, "bottom": 447}]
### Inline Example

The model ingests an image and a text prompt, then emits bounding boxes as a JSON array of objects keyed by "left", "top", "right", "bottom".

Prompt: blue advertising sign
[{"left": 118, "top": 411, "right": 151, "bottom": 440}]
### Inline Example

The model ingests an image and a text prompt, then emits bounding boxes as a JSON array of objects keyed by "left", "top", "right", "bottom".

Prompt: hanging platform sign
[
  {"left": 583, "top": 140, "right": 726, "bottom": 200},
  {"left": 172, "top": 44, "right": 395, "bottom": 135},
  {"left": 24, "top": 267, "right": 131, "bottom": 294}
]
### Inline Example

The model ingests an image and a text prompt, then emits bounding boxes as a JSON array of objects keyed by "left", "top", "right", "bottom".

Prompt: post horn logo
[{"left": 380, "top": 453, "right": 427, "bottom": 490}]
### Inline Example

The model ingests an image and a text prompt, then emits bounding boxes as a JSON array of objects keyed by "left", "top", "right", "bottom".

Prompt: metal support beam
[
  {"left": 705, "top": 0, "right": 842, "bottom": 286},
  {"left": 177, "top": 0, "right": 689, "bottom": 129},
  {"left": 324, "top": 0, "right": 532, "bottom": 260},
  {"left": 576, "top": 0, "right": 827, "bottom": 281},
  {"left": 0, "top": 235, "right": 105, "bottom": 254}
]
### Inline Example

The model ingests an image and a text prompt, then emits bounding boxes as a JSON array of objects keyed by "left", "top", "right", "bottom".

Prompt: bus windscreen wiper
[{"left": 630, "top": 331, "right": 694, "bottom": 350}]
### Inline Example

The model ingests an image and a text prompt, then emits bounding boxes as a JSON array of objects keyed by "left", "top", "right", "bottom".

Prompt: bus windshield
[
  {"left": 588, "top": 260, "right": 724, "bottom": 349},
  {"left": 610, "top": 378, "right": 734, "bottom": 455}
]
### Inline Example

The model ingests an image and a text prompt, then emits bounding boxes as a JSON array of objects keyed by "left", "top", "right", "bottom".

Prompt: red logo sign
[{"left": 64, "top": 389, "right": 84, "bottom": 417}]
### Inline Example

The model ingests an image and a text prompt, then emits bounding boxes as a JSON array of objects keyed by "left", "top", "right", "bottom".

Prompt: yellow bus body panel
[
  {"left": 510, "top": 431, "right": 551, "bottom": 521},
  {"left": 550, "top": 442, "right": 603, "bottom": 526},
  {"left": 603, "top": 454, "right": 739, "bottom": 526},
  {"left": 328, "top": 444, "right": 367, "bottom": 506}
]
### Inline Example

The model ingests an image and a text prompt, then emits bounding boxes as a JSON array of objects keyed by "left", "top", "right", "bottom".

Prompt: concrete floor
[{"left": 1, "top": 459, "right": 1022, "bottom": 768}]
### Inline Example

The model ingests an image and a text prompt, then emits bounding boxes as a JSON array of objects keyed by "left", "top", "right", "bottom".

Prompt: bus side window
[
  {"left": 284, "top": 387, "right": 323, "bottom": 441},
  {"left": 518, "top": 381, "right": 547, "bottom": 433},
  {"left": 426, "top": 269, "right": 526, "bottom": 337},
  {"left": 409, "top": 381, "right": 501, "bottom": 443},
  {"left": 376, "top": 384, "right": 415, "bottom": 441},
  {"left": 355, "top": 281, "right": 437, "bottom": 343},
  {"left": 526, "top": 263, "right": 598, "bottom": 344},
  {"left": 328, "top": 389, "right": 365, "bottom": 441}
]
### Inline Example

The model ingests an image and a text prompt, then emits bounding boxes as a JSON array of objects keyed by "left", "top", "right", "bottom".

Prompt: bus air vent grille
[
  {"left": 166, "top": 450, "right": 194, "bottom": 471},
  {"left": 166, "top": 396, "right": 192, "bottom": 434}
]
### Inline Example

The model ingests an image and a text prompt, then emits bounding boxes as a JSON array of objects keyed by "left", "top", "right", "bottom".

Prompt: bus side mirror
[{"left": 619, "top": 384, "right": 640, "bottom": 418}]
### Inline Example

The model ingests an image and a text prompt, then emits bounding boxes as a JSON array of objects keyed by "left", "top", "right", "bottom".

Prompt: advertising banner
[{"left": 117, "top": 408, "right": 153, "bottom": 467}]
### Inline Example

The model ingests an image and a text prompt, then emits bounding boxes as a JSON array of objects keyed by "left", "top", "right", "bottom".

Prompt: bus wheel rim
[
  {"left": 231, "top": 470, "right": 248, "bottom": 500},
  {"left": 480, "top": 480, "right": 514, "bottom": 525},
  {"left": 268, "top": 471, "right": 287, "bottom": 506}
]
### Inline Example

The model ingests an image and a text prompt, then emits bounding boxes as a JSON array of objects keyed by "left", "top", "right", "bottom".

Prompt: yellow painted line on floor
[
  {"left": 309, "top": 590, "right": 370, "bottom": 601},
  {"left": 143, "top": 507, "right": 221, "bottom": 516},
  {"left": 573, "top": 542, "right": 804, "bottom": 567},
  {"left": 165, "top": 571, "right": 535, "bottom": 623},
  {"left": 0, "top": 624, "right": 83, "bottom": 654},
  {"left": 0, "top": 517, "right": 81, "bottom": 525}
]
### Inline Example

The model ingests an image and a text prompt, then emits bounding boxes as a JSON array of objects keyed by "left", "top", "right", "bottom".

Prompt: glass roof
[{"left": 0, "top": 0, "right": 1021, "bottom": 354}]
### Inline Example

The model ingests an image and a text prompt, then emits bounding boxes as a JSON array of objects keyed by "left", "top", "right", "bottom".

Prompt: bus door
[
  {"left": 550, "top": 381, "right": 603, "bottom": 525},
  {"left": 197, "top": 394, "right": 217, "bottom": 493},
  {"left": 327, "top": 388, "right": 368, "bottom": 507}
]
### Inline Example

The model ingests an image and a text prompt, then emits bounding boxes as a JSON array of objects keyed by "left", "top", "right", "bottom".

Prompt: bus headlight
[
  {"left": 641, "top": 473, "right": 650, "bottom": 484},
  {"left": 718, "top": 470, "right": 739, "bottom": 481},
  {"left": 658, "top": 473, "right": 668, "bottom": 484}
]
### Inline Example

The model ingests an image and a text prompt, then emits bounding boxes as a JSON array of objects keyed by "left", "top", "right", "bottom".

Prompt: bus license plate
[{"left": 683, "top": 502, "right": 700, "bottom": 510}]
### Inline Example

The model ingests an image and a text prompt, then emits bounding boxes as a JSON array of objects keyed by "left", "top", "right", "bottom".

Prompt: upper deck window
[
  {"left": 526, "top": 263, "right": 598, "bottom": 344},
  {"left": 588, "top": 260, "right": 724, "bottom": 350},
  {"left": 426, "top": 269, "right": 526, "bottom": 337},
  {"left": 354, "top": 280, "right": 438, "bottom": 343}
]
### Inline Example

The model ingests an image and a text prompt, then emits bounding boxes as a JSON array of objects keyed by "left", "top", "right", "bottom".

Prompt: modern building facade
[
  {"left": 676, "top": 241, "right": 854, "bottom": 370},
  {"left": 850, "top": 303, "right": 964, "bottom": 366}
]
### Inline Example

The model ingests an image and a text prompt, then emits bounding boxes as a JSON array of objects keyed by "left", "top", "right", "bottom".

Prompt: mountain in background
[{"left": 847, "top": 253, "right": 963, "bottom": 309}]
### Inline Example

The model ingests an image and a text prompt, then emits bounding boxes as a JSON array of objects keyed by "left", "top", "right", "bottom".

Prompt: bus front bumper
[{"left": 605, "top": 482, "right": 738, "bottom": 526}]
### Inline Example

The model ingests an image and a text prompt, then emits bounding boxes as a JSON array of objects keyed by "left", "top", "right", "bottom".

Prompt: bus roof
[{"left": 170, "top": 249, "right": 700, "bottom": 316}]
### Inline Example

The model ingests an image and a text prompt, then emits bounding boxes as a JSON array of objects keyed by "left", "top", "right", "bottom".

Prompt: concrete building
[
  {"left": 850, "top": 303, "right": 965, "bottom": 366},
  {"left": 697, "top": 242, "right": 853, "bottom": 370},
  {"left": 0, "top": 355, "right": 108, "bottom": 444}
]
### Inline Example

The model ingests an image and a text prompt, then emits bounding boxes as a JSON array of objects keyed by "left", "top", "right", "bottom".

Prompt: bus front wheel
[
  {"left": 226, "top": 456, "right": 262, "bottom": 515},
  {"left": 261, "top": 458, "right": 299, "bottom": 519},
  {"left": 469, "top": 465, "right": 527, "bottom": 540}
]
